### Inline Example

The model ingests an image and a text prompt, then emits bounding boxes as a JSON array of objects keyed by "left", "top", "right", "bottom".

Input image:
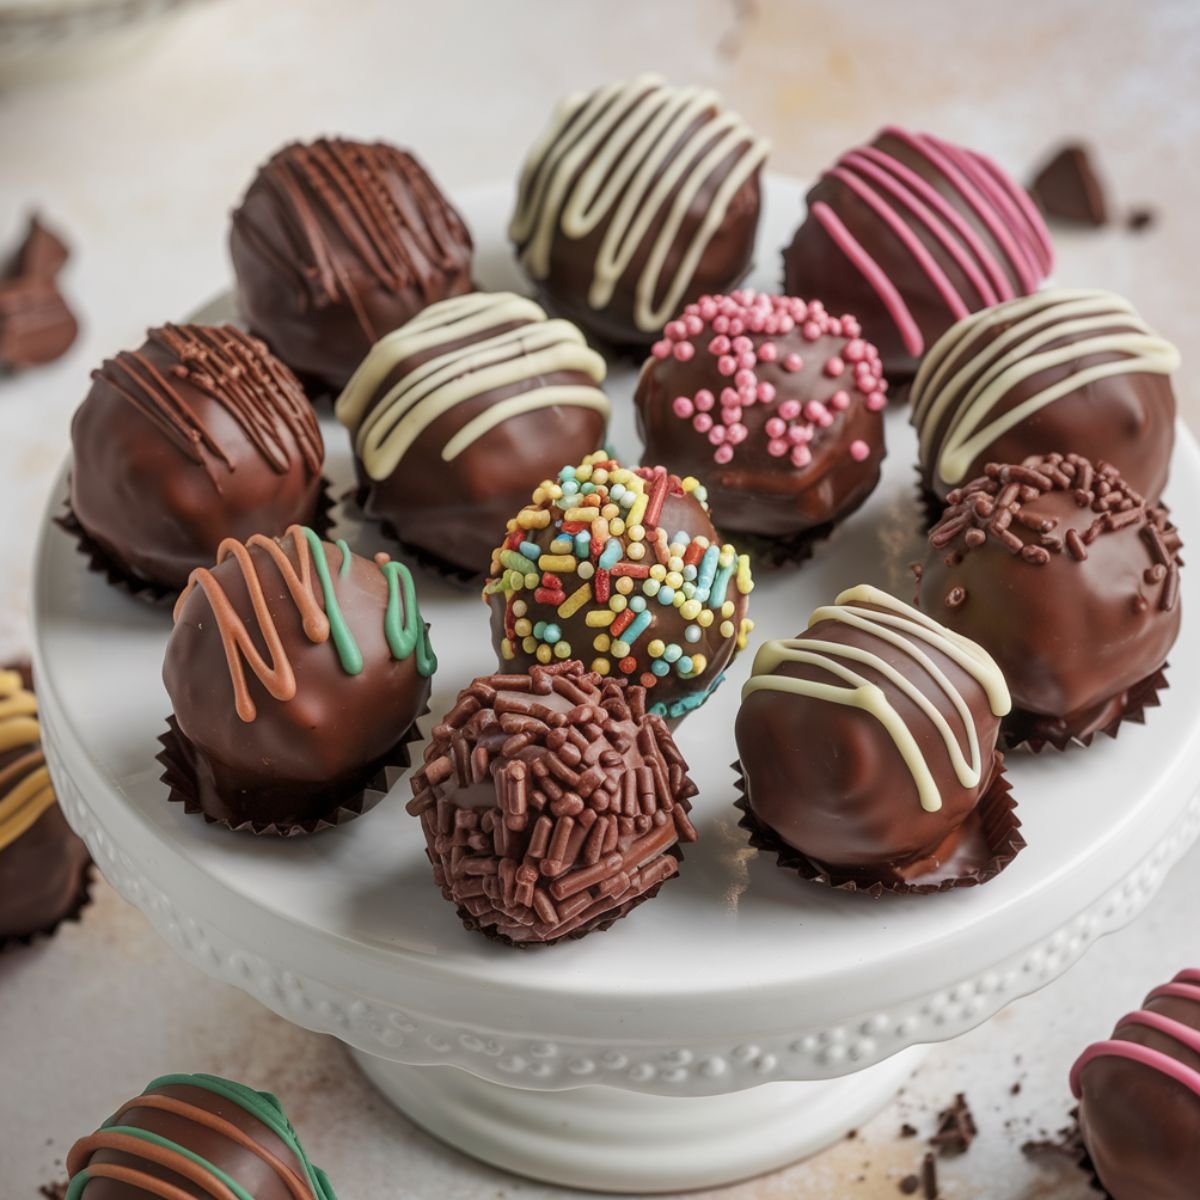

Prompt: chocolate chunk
[{"left": 1030, "top": 143, "right": 1109, "bottom": 226}]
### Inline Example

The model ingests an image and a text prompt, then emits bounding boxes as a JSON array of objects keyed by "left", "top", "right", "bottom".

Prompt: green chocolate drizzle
[
  {"left": 379, "top": 559, "right": 438, "bottom": 677},
  {"left": 302, "top": 526, "right": 363, "bottom": 676}
]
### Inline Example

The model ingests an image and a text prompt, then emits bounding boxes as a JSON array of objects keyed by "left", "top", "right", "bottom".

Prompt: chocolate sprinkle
[{"left": 929, "top": 1093, "right": 977, "bottom": 1158}]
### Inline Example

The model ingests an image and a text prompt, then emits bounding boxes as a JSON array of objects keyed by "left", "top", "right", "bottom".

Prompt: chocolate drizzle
[
  {"left": 237, "top": 139, "right": 471, "bottom": 329},
  {"left": 91, "top": 323, "right": 322, "bottom": 482},
  {"left": 408, "top": 661, "right": 698, "bottom": 945}
]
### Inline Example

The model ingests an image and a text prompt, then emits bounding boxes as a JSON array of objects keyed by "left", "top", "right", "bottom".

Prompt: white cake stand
[{"left": 31, "top": 178, "right": 1200, "bottom": 1194}]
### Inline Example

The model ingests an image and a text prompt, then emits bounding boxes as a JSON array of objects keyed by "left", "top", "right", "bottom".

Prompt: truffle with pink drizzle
[
  {"left": 635, "top": 290, "right": 887, "bottom": 546},
  {"left": 1072, "top": 969, "right": 1200, "bottom": 1200},
  {"left": 782, "top": 127, "right": 1054, "bottom": 381}
]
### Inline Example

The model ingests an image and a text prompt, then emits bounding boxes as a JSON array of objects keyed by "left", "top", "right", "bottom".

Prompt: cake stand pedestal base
[{"left": 351, "top": 1045, "right": 928, "bottom": 1193}]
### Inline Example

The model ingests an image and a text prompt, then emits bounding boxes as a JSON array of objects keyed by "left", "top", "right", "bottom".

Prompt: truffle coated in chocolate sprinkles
[{"left": 408, "top": 660, "right": 698, "bottom": 945}]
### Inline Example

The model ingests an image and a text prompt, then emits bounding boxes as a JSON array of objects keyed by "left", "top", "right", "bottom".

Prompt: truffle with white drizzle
[
  {"left": 912, "top": 289, "right": 1179, "bottom": 505},
  {"left": 336, "top": 292, "right": 610, "bottom": 576},
  {"left": 734, "top": 585, "right": 1010, "bottom": 883},
  {"left": 509, "top": 75, "right": 769, "bottom": 347}
]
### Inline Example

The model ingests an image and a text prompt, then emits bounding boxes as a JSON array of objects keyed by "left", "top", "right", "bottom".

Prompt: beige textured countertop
[{"left": 2, "top": 2, "right": 1197, "bottom": 1196}]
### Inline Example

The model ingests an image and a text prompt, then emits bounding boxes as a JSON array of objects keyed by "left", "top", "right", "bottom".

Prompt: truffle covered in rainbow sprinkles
[
  {"left": 408, "top": 660, "right": 698, "bottom": 945},
  {"left": 912, "top": 288, "right": 1179, "bottom": 505},
  {"left": 336, "top": 292, "right": 610, "bottom": 577},
  {"left": 162, "top": 525, "right": 435, "bottom": 834},
  {"left": 231, "top": 137, "right": 473, "bottom": 391},
  {"left": 509, "top": 75, "right": 769, "bottom": 347},
  {"left": 1071, "top": 969, "right": 1200, "bottom": 1200},
  {"left": 68, "top": 323, "right": 326, "bottom": 593},
  {"left": 0, "top": 666, "right": 90, "bottom": 944},
  {"left": 483, "top": 453, "right": 754, "bottom": 722},
  {"left": 635, "top": 290, "right": 887, "bottom": 543},
  {"left": 65, "top": 1071, "right": 337, "bottom": 1198},
  {"left": 782, "top": 127, "right": 1054, "bottom": 380},
  {"left": 917, "top": 453, "right": 1183, "bottom": 749},
  {"left": 735, "top": 586, "right": 1013, "bottom": 889}
]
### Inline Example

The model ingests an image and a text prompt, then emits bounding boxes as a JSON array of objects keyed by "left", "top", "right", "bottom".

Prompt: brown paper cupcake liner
[
  {"left": 1002, "top": 663, "right": 1169, "bottom": 754},
  {"left": 732, "top": 752, "right": 1024, "bottom": 897},
  {"left": 0, "top": 860, "right": 94, "bottom": 953},
  {"left": 57, "top": 476, "right": 338, "bottom": 607},
  {"left": 348, "top": 484, "right": 484, "bottom": 590},
  {"left": 156, "top": 702, "right": 428, "bottom": 837},
  {"left": 451, "top": 844, "right": 688, "bottom": 950}
]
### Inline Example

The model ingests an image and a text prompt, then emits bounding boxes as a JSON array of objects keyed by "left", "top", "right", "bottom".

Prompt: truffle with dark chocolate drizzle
[
  {"left": 65, "top": 1071, "right": 337, "bottom": 1198},
  {"left": 0, "top": 666, "right": 90, "bottom": 943},
  {"left": 917, "top": 453, "right": 1182, "bottom": 748},
  {"left": 735, "top": 585, "right": 1011, "bottom": 887},
  {"left": 231, "top": 137, "right": 473, "bottom": 390},
  {"left": 408, "top": 661, "right": 698, "bottom": 945},
  {"left": 68, "top": 323, "right": 326, "bottom": 591},
  {"left": 162, "top": 525, "right": 435, "bottom": 833}
]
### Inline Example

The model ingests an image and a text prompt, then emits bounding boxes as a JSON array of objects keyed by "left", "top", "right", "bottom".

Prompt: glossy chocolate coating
[
  {"left": 408, "top": 661, "right": 698, "bottom": 944},
  {"left": 782, "top": 128, "right": 1053, "bottom": 380},
  {"left": 635, "top": 292, "right": 887, "bottom": 538},
  {"left": 163, "top": 532, "right": 432, "bottom": 830},
  {"left": 67, "top": 1076, "right": 334, "bottom": 1199},
  {"left": 1077, "top": 975, "right": 1200, "bottom": 1200},
  {"left": 230, "top": 138, "right": 473, "bottom": 390},
  {"left": 735, "top": 599, "right": 1004, "bottom": 881},
  {"left": 918, "top": 455, "right": 1182, "bottom": 735},
  {"left": 510, "top": 79, "right": 766, "bottom": 349},
  {"left": 69, "top": 324, "right": 325, "bottom": 591}
]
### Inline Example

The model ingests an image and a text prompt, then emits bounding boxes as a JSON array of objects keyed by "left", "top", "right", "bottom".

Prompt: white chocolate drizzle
[
  {"left": 911, "top": 288, "right": 1180, "bottom": 487},
  {"left": 742, "top": 586, "right": 1010, "bottom": 813},
  {"left": 335, "top": 292, "right": 610, "bottom": 480},
  {"left": 509, "top": 75, "right": 770, "bottom": 333}
]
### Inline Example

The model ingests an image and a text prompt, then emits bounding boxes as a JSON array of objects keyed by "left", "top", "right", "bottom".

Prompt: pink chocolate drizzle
[
  {"left": 1070, "top": 969, "right": 1200, "bottom": 1100},
  {"left": 811, "top": 128, "right": 1055, "bottom": 357}
]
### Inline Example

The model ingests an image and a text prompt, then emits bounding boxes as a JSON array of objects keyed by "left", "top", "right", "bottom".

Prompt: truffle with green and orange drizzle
[
  {"left": 65, "top": 1072, "right": 336, "bottom": 1199},
  {"left": 483, "top": 453, "right": 754, "bottom": 721},
  {"left": 0, "top": 666, "right": 91, "bottom": 943},
  {"left": 162, "top": 524, "right": 435, "bottom": 833}
]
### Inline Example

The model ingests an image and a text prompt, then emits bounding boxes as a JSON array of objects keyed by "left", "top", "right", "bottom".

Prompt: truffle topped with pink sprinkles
[{"left": 636, "top": 290, "right": 888, "bottom": 550}]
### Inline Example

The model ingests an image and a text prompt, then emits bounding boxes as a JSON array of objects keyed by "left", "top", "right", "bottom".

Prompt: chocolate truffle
[
  {"left": 162, "top": 525, "right": 436, "bottom": 833},
  {"left": 0, "top": 214, "right": 78, "bottom": 370},
  {"left": 782, "top": 127, "right": 1055, "bottom": 380},
  {"left": 230, "top": 137, "right": 473, "bottom": 391},
  {"left": 336, "top": 291, "right": 610, "bottom": 577},
  {"left": 66, "top": 1072, "right": 336, "bottom": 1198},
  {"left": 912, "top": 289, "right": 1179, "bottom": 505},
  {"left": 735, "top": 585, "right": 1011, "bottom": 885},
  {"left": 1072, "top": 969, "right": 1200, "bottom": 1200},
  {"left": 483, "top": 453, "right": 754, "bottom": 722},
  {"left": 509, "top": 75, "right": 769, "bottom": 348},
  {"left": 635, "top": 290, "right": 887, "bottom": 542},
  {"left": 0, "top": 666, "right": 90, "bottom": 943},
  {"left": 408, "top": 660, "right": 698, "bottom": 945},
  {"left": 918, "top": 454, "right": 1182, "bottom": 747},
  {"left": 69, "top": 323, "right": 326, "bottom": 593}
]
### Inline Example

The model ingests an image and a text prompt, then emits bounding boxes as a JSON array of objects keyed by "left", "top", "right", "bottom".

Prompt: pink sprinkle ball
[{"left": 649, "top": 289, "right": 886, "bottom": 471}]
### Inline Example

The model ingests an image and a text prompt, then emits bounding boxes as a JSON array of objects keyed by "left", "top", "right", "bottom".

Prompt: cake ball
[
  {"left": 635, "top": 290, "right": 887, "bottom": 543},
  {"left": 336, "top": 291, "right": 610, "bottom": 577},
  {"left": 408, "top": 660, "right": 699, "bottom": 945},
  {"left": 230, "top": 137, "right": 473, "bottom": 390},
  {"left": 509, "top": 75, "right": 769, "bottom": 348},
  {"left": 68, "top": 323, "right": 325, "bottom": 593},
  {"left": 1072, "top": 968, "right": 1200, "bottom": 1200},
  {"left": 782, "top": 127, "right": 1054, "bottom": 380},
  {"left": 66, "top": 1072, "right": 336, "bottom": 1198},
  {"left": 483, "top": 453, "right": 754, "bottom": 722},
  {"left": 0, "top": 666, "right": 90, "bottom": 944},
  {"left": 163, "top": 525, "right": 436, "bottom": 833},
  {"left": 912, "top": 289, "right": 1180, "bottom": 505},
  {"left": 918, "top": 454, "right": 1182, "bottom": 747},
  {"left": 735, "top": 586, "right": 1012, "bottom": 887}
]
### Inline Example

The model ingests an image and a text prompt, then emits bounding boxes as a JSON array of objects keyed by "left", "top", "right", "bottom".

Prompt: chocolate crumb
[
  {"left": 39, "top": 1186, "right": 68, "bottom": 1200},
  {"left": 1010, "top": 1081, "right": 1022, "bottom": 1095},
  {"left": 921, "top": 1151, "right": 939, "bottom": 1198},
  {"left": 1127, "top": 207, "right": 1156, "bottom": 232},
  {"left": 900, "top": 1122, "right": 919, "bottom": 1139},
  {"left": 1029, "top": 143, "right": 1108, "bottom": 226},
  {"left": 930, "top": 1092, "right": 977, "bottom": 1158},
  {"left": 899, "top": 1176, "right": 920, "bottom": 1196},
  {"left": 1022, "top": 1119, "right": 1085, "bottom": 1163}
]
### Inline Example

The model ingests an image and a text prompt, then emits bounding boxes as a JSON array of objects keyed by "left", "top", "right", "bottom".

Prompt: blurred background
[{"left": 2, "top": 2, "right": 1196, "bottom": 1196}]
